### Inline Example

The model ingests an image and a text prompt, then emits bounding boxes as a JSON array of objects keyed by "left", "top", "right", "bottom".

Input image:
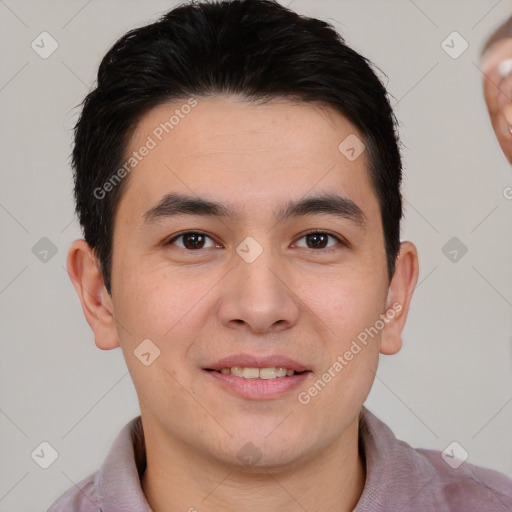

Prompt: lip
[
  {"left": 204, "top": 369, "right": 311, "bottom": 400},
  {"left": 203, "top": 353, "right": 312, "bottom": 400},
  {"left": 204, "top": 353, "right": 310, "bottom": 372}
]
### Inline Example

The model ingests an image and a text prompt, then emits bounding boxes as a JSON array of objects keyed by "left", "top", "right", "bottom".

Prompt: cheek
[
  {"left": 297, "top": 284, "right": 384, "bottom": 419},
  {"left": 295, "top": 268, "right": 387, "bottom": 408},
  {"left": 114, "top": 260, "right": 210, "bottom": 342},
  {"left": 322, "top": 287, "right": 383, "bottom": 387},
  {"left": 113, "top": 268, "right": 210, "bottom": 409},
  {"left": 297, "top": 267, "right": 388, "bottom": 343}
]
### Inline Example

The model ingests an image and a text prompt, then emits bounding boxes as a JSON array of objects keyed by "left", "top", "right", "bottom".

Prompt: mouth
[
  {"left": 203, "top": 366, "right": 312, "bottom": 400},
  {"left": 204, "top": 367, "right": 307, "bottom": 379}
]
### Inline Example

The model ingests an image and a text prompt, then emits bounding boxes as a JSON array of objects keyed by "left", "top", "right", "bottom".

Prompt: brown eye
[
  {"left": 295, "top": 231, "right": 341, "bottom": 250},
  {"left": 169, "top": 232, "right": 216, "bottom": 250}
]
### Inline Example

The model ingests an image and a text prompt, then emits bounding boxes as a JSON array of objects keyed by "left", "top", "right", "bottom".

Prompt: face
[
  {"left": 71, "top": 96, "right": 417, "bottom": 470},
  {"left": 481, "top": 38, "right": 512, "bottom": 163}
]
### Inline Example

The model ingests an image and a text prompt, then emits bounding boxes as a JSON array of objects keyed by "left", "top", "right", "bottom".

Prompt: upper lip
[{"left": 204, "top": 354, "right": 310, "bottom": 372}]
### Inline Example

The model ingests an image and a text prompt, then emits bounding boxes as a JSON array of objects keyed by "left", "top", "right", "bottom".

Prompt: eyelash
[{"left": 166, "top": 230, "right": 345, "bottom": 252}]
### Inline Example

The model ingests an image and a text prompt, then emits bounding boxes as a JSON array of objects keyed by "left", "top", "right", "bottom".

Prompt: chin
[
  {"left": 217, "top": 430, "right": 312, "bottom": 473},
  {"left": 230, "top": 450, "right": 307, "bottom": 474}
]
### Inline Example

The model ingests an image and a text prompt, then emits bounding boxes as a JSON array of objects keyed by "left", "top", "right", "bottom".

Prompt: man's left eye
[{"left": 294, "top": 231, "right": 342, "bottom": 250}]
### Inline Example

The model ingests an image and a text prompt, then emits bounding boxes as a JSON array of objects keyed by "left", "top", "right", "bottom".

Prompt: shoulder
[
  {"left": 357, "top": 407, "right": 512, "bottom": 511},
  {"left": 417, "top": 447, "right": 512, "bottom": 511},
  {"left": 47, "top": 472, "right": 100, "bottom": 512},
  {"left": 46, "top": 416, "right": 146, "bottom": 512}
]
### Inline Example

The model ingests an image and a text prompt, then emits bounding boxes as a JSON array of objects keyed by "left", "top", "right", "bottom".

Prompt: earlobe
[
  {"left": 66, "top": 239, "right": 120, "bottom": 350},
  {"left": 380, "top": 241, "right": 419, "bottom": 356}
]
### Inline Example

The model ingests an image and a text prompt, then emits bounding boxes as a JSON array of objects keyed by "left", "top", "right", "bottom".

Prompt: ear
[
  {"left": 66, "top": 239, "right": 120, "bottom": 350},
  {"left": 380, "top": 241, "right": 419, "bottom": 355}
]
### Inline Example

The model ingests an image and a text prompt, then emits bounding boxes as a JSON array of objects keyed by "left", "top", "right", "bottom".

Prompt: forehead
[{"left": 116, "top": 96, "right": 378, "bottom": 224}]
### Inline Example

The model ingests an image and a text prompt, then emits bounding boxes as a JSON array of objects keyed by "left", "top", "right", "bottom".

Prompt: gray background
[{"left": 1, "top": 0, "right": 512, "bottom": 510}]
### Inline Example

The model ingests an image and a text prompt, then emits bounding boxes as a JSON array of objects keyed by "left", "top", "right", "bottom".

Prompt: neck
[{"left": 140, "top": 415, "right": 366, "bottom": 512}]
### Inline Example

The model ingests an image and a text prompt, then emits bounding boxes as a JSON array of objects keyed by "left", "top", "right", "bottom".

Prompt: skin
[
  {"left": 67, "top": 96, "right": 419, "bottom": 512},
  {"left": 481, "top": 37, "right": 512, "bottom": 163}
]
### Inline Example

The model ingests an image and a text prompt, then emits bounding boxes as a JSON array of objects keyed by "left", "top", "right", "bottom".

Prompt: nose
[{"left": 217, "top": 246, "right": 300, "bottom": 334}]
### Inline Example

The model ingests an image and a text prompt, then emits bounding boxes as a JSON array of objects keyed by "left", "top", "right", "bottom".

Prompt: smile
[
  {"left": 212, "top": 367, "right": 298, "bottom": 379},
  {"left": 204, "top": 367, "right": 311, "bottom": 400}
]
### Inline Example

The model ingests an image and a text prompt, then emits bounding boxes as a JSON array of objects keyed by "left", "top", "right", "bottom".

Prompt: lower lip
[{"left": 204, "top": 370, "right": 311, "bottom": 400}]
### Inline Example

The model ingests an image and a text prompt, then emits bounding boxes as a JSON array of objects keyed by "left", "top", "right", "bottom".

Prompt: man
[
  {"left": 50, "top": 0, "right": 512, "bottom": 510},
  {"left": 481, "top": 15, "right": 512, "bottom": 163}
]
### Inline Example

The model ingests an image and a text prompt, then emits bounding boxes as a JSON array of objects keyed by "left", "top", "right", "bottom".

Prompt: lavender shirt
[{"left": 48, "top": 407, "right": 512, "bottom": 511}]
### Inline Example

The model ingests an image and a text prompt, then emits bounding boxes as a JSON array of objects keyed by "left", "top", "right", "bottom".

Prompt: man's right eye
[{"left": 167, "top": 231, "right": 218, "bottom": 250}]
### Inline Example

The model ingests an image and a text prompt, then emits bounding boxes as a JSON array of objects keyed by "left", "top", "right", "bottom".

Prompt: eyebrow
[{"left": 142, "top": 192, "right": 366, "bottom": 226}]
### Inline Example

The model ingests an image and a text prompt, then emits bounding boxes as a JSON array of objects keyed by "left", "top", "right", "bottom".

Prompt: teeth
[
  {"left": 260, "top": 368, "right": 276, "bottom": 379},
  {"left": 231, "top": 366, "right": 244, "bottom": 377},
  {"left": 218, "top": 367, "right": 296, "bottom": 379},
  {"left": 275, "top": 368, "right": 288, "bottom": 378},
  {"left": 242, "top": 367, "right": 260, "bottom": 379}
]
